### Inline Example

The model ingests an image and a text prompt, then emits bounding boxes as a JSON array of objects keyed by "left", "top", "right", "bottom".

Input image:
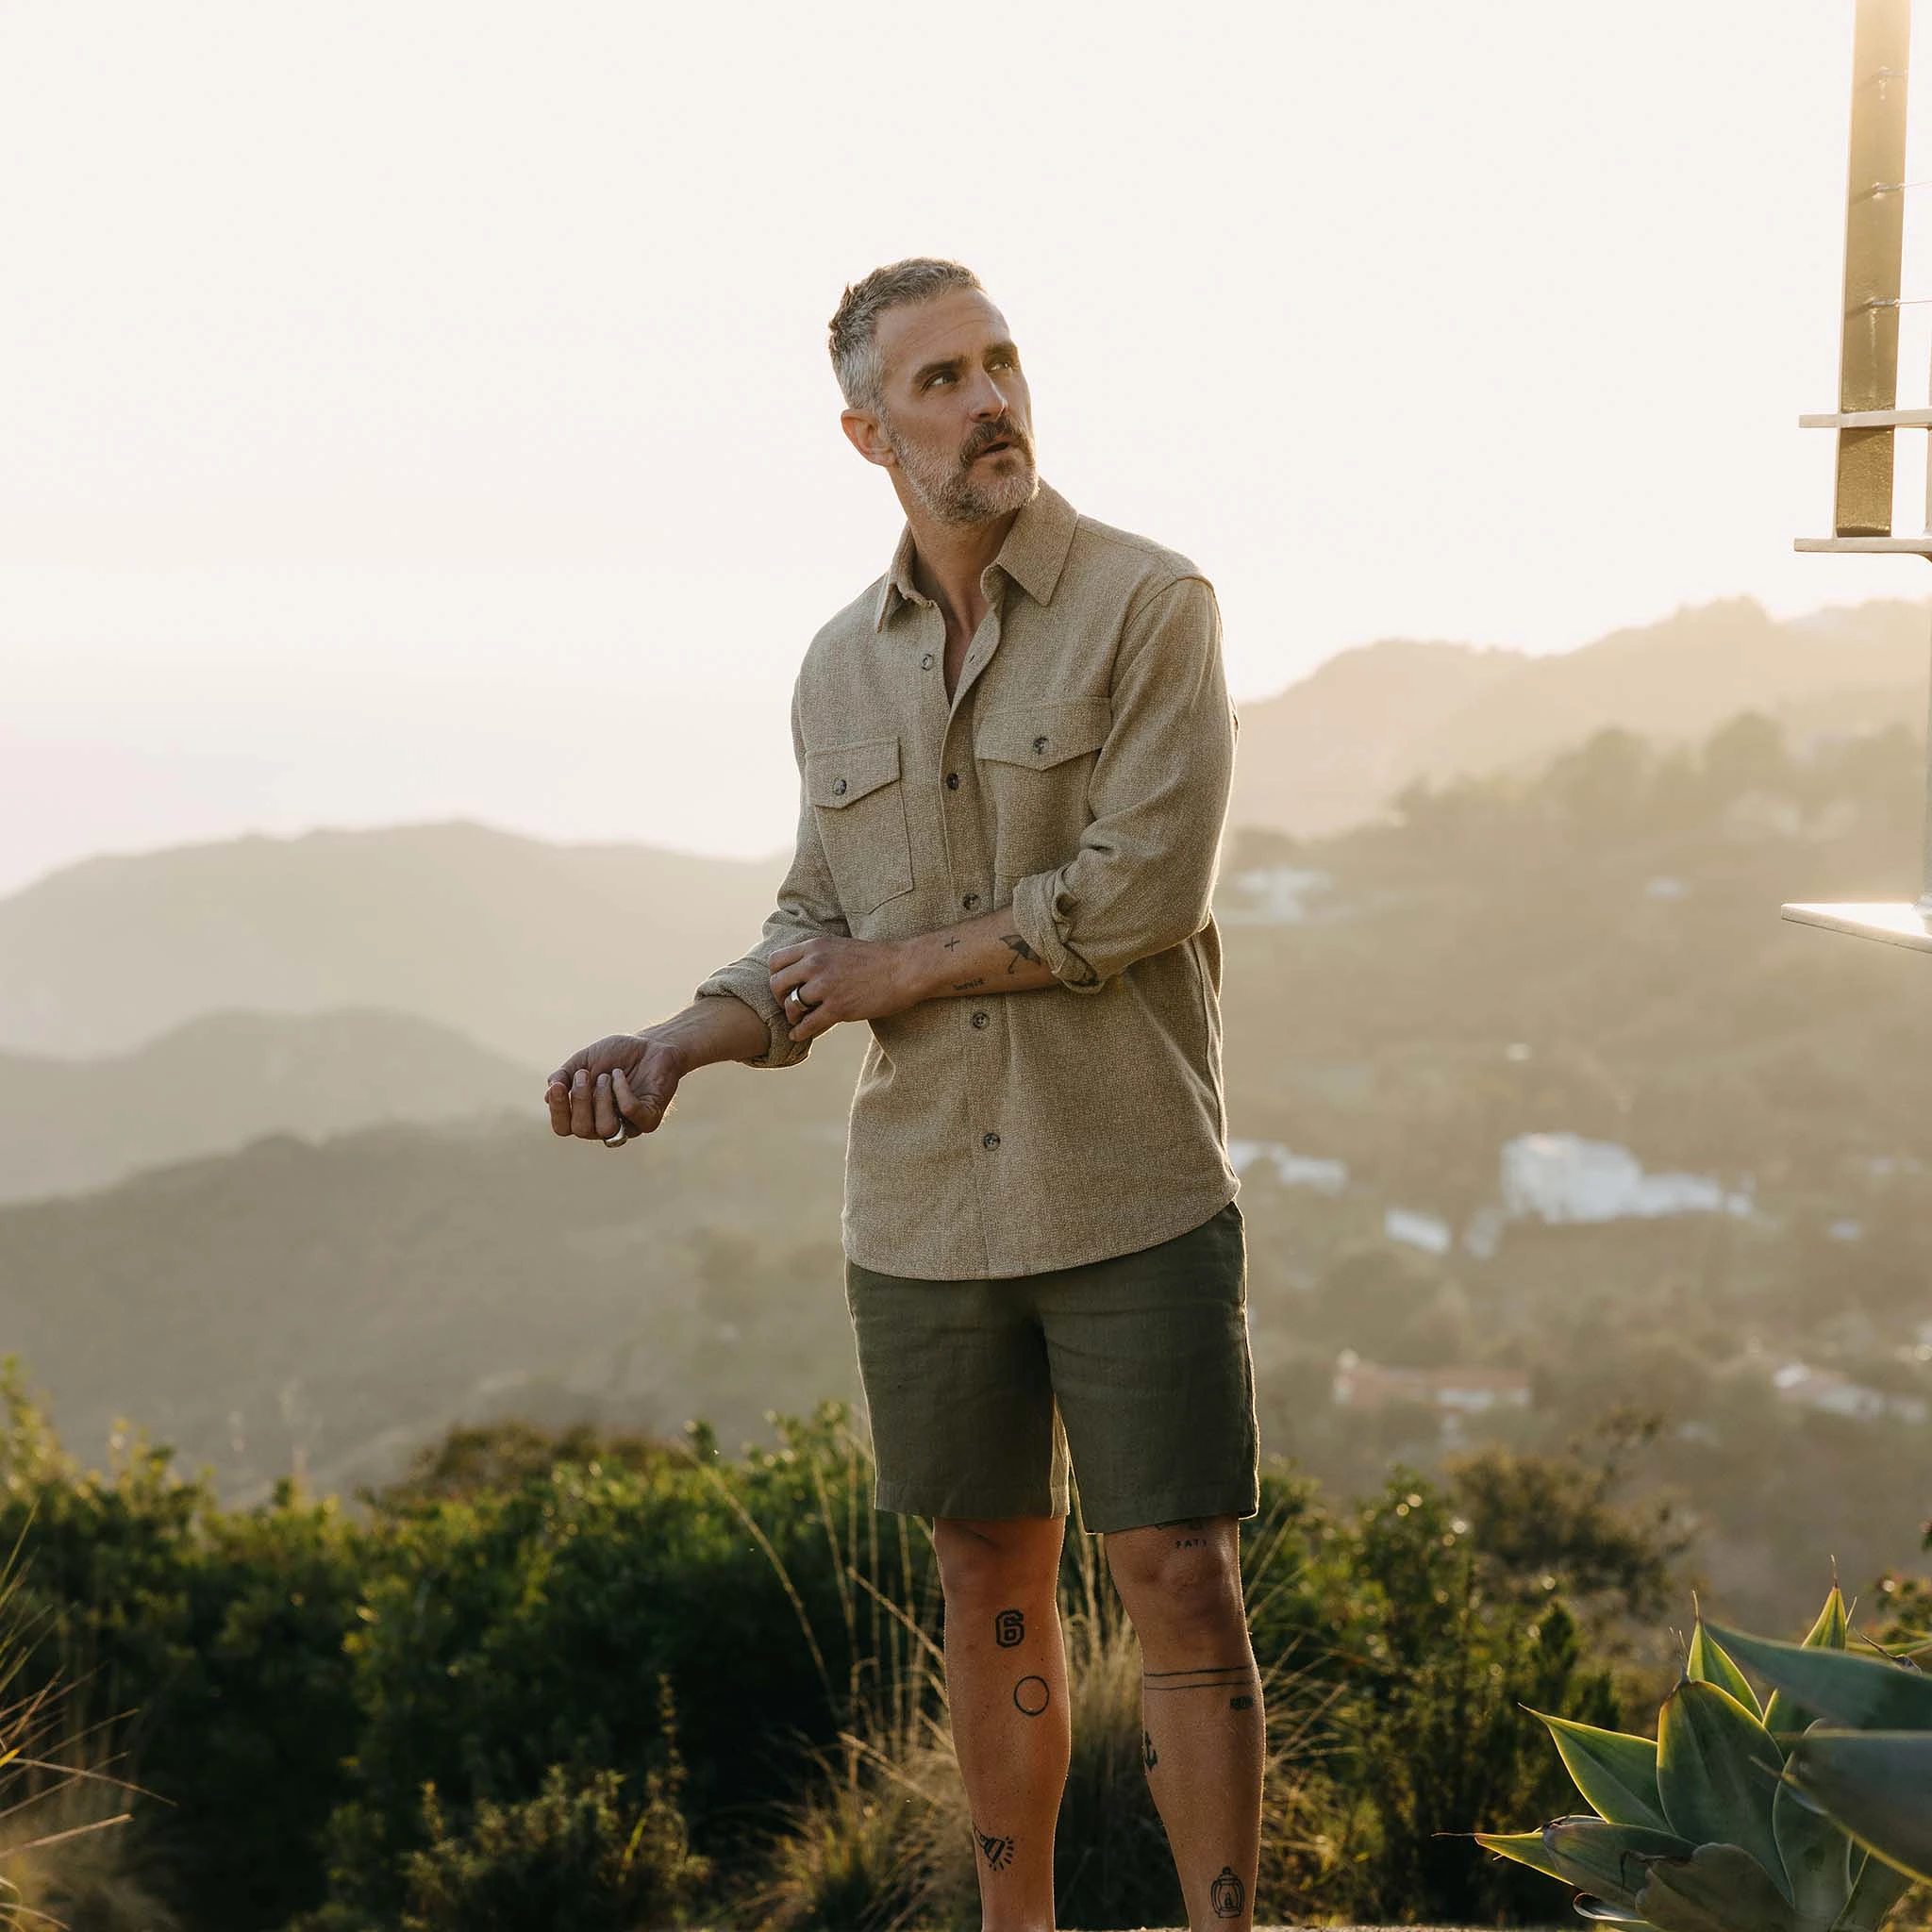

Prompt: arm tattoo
[
  {"left": 952, "top": 977, "right": 986, "bottom": 991},
  {"left": 1000, "top": 933, "right": 1041, "bottom": 974}
]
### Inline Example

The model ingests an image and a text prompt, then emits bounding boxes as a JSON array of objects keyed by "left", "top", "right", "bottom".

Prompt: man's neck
[{"left": 906, "top": 506, "right": 1019, "bottom": 641}]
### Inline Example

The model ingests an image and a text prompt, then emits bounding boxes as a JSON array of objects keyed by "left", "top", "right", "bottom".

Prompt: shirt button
[
  {"left": 971, "top": 1010, "right": 990, "bottom": 1029},
  {"left": 831, "top": 778, "right": 848, "bottom": 796},
  {"left": 945, "top": 772, "right": 960, "bottom": 791},
  {"left": 921, "top": 653, "right": 935, "bottom": 670},
  {"left": 982, "top": 1131, "right": 1001, "bottom": 1150},
  {"left": 962, "top": 892, "right": 980, "bottom": 910},
  {"left": 1033, "top": 736, "right": 1049, "bottom": 754}
]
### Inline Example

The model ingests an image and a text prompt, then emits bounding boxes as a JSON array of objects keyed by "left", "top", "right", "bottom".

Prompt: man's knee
[
  {"left": 1105, "top": 1518, "right": 1245, "bottom": 1639},
  {"left": 932, "top": 1515, "right": 1063, "bottom": 1611}
]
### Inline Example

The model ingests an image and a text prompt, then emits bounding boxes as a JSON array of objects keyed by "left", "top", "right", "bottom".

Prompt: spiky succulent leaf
[
  {"left": 1709, "top": 1624, "right": 1932, "bottom": 1734},
  {"left": 1786, "top": 1731, "right": 1932, "bottom": 1885},
  {"left": 1836, "top": 1844, "right": 1917, "bottom": 1931},
  {"left": 1542, "top": 1816, "right": 1695, "bottom": 1909},
  {"left": 1690, "top": 1621, "right": 1763, "bottom": 1718},
  {"left": 1474, "top": 1825, "right": 1570, "bottom": 1887},
  {"left": 1634, "top": 1843, "right": 1800, "bottom": 1932},
  {"left": 1765, "top": 1590, "right": 1850, "bottom": 1742},
  {"left": 1773, "top": 1733, "right": 1854, "bottom": 1931},
  {"left": 1657, "top": 1678, "right": 1788, "bottom": 1890},
  {"left": 1574, "top": 1903, "right": 1653, "bottom": 1925},
  {"left": 1532, "top": 1708, "right": 1671, "bottom": 1833}
]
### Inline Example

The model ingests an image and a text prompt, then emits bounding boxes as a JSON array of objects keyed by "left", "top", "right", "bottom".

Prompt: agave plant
[{"left": 1475, "top": 1588, "right": 1924, "bottom": 1930}]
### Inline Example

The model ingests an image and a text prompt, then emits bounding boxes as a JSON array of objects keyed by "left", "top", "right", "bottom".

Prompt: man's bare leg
[
  {"left": 932, "top": 1515, "right": 1070, "bottom": 1931},
  {"left": 1105, "top": 1517, "right": 1261, "bottom": 1932}
]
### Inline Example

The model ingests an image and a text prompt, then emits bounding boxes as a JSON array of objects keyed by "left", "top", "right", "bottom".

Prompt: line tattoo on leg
[
  {"left": 1209, "top": 1865, "right": 1245, "bottom": 1919},
  {"left": 999, "top": 932, "right": 1041, "bottom": 974},
  {"left": 1012, "top": 1674, "right": 1050, "bottom": 1716},
  {"left": 994, "top": 1607, "right": 1024, "bottom": 1648},
  {"left": 974, "top": 1824, "right": 1015, "bottom": 1872},
  {"left": 1142, "top": 1664, "right": 1256, "bottom": 1693}
]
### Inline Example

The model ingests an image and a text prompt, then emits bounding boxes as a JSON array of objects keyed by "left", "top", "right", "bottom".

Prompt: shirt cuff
[
  {"left": 691, "top": 969, "right": 810, "bottom": 1068},
  {"left": 1010, "top": 869, "right": 1108, "bottom": 994}
]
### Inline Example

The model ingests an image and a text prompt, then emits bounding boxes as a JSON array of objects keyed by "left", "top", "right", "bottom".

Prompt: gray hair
[{"left": 828, "top": 258, "right": 983, "bottom": 411}]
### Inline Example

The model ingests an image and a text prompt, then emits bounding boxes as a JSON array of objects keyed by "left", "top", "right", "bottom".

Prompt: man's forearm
[
  {"left": 650, "top": 994, "right": 773, "bottom": 1072},
  {"left": 894, "top": 908, "right": 1059, "bottom": 1004}
]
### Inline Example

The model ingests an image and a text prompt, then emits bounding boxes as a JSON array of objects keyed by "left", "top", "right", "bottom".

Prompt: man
[{"left": 545, "top": 258, "right": 1261, "bottom": 1931}]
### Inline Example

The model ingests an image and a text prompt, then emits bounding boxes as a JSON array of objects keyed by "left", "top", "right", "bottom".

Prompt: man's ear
[{"left": 841, "top": 408, "right": 896, "bottom": 469}]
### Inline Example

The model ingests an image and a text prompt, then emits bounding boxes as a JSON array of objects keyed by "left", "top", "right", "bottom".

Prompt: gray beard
[{"left": 886, "top": 422, "right": 1040, "bottom": 527}]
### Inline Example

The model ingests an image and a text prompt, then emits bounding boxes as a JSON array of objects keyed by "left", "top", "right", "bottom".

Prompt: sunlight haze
[{"left": 3, "top": 0, "right": 1926, "bottom": 891}]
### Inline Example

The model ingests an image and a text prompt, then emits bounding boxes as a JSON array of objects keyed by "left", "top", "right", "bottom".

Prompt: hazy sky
[{"left": 6, "top": 0, "right": 1932, "bottom": 892}]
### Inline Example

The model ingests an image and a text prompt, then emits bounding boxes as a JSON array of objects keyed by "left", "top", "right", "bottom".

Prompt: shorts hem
[
  {"left": 1077, "top": 1481, "right": 1261, "bottom": 1538},
  {"left": 874, "top": 1481, "right": 1069, "bottom": 1523}
]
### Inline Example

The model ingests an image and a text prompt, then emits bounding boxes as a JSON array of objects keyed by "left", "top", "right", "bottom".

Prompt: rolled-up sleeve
[
  {"left": 1008, "top": 575, "right": 1234, "bottom": 993},
  {"left": 692, "top": 685, "right": 849, "bottom": 1066}
]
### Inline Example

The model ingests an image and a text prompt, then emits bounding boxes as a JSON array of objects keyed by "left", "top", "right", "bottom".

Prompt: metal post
[{"left": 1837, "top": 0, "right": 1912, "bottom": 537}]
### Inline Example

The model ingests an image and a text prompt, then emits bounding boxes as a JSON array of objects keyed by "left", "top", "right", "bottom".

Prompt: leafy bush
[{"left": 401, "top": 1756, "right": 706, "bottom": 1932}]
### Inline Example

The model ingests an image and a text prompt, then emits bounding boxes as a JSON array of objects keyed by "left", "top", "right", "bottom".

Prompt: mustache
[{"left": 959, "top": 418, "right": 1031, "bottom": 466}]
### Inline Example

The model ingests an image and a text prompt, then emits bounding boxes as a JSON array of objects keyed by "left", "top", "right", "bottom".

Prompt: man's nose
[{"left": 965, "top": 370, "right": 1009, "bottom": 417}]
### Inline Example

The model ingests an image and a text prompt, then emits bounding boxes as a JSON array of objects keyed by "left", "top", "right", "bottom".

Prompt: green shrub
[{"left": 401, "top": 1757, "right": 706, "bottom": 1932}]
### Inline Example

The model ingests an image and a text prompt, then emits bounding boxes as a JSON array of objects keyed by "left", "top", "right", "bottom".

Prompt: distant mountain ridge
[
  {"left": 0, "top": 822, "right": 785, "bottom": 1063},
  {"left": 0, "top": 1008, "right": 532, "bottom": 1205},
  {"left": 1230, "top": 595, "right": 1930, "bottom": 836}
]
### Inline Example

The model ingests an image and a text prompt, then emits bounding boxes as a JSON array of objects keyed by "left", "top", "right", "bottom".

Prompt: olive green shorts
[{"left": 842, "top": 1202, "right": 1257, "bottom": 1535}]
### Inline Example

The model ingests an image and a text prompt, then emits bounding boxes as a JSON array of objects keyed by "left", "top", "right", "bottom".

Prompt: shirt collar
[{"left": 873, "top": 480, "right": 1079, "bottom": 631}]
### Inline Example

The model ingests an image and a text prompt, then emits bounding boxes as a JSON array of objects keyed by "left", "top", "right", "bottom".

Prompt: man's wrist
[{"left": 641, "top": 997, "right": 767, "bottom": 1074}]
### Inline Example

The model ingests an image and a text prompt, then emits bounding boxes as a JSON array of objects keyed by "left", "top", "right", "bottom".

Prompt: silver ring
[{"left": 603, "top": 1121, "right": 632, "bottom": 1148}]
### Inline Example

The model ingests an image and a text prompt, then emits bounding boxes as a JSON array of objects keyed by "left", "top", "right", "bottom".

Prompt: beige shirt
[{"left": 694, "top": 481, "right": 1239, "bottom": 1279}]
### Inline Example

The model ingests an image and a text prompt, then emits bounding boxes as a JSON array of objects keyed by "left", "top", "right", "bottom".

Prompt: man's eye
[{"left": 924, "top": 373, "right": 953, "bottom": 390}]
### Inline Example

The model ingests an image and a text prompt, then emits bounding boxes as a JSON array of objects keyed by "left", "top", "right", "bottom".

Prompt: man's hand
[
  {"left": 768, "top": 936, "right": 919, "bottom": 1044},
  {"left": 542, "top": 998, "right": 768, "bottom": 1146},
  {"left": 544, "top": 1032, "right": 686, "bottom": 1144}
]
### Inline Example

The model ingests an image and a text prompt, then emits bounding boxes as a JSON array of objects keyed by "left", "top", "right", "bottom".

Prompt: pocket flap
[
  {"left": 976, "top": 700, "right": 1110, "bottom": 769},
  {"left": 807, "top": 737, "right": 901, "bottom": 808}
]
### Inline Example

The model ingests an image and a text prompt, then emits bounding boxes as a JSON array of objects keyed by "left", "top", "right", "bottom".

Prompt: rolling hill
[
  {"left": 0, "top": 1007, "right": 534, "bottom": 1205},
  {"left": 1229, "top": 594, "right": 1930, "bottom": 836},
  {"left": 0, "top": 822, "right": 784, "bottom": 1063}
]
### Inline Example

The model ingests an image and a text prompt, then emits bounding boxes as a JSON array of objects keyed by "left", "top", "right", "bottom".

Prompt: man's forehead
[{"left": 877, "top": 290, "right": 1014, "bottom": 375}]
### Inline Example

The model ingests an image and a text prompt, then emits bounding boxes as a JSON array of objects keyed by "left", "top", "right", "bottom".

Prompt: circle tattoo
[{"left": 1012, "top": 1674, "right": 1050, "bottom": 1716}]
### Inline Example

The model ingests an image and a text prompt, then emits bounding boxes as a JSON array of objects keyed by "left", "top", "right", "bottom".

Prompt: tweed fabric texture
[{"left": 694, "top": 481, "right": 1239, "bottom": 1278}]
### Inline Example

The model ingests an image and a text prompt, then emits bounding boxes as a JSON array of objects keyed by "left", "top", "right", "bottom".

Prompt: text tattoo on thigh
[
  {"left": 974, "top": 1824, "right": 1015, "bottom": 1871},
  {"left": 1209, "top": 1865, "right": 1245, "bottom": 1919},
  {"left": 1012, "top": 1674, "right": 1050, "bottom": 1716},
  {"left": 994, "top": 1607, "right": 1024, "bottom": 1648},
  {"left": 1161, "top": 1516, "right": 1209, "bottom": 1549}
]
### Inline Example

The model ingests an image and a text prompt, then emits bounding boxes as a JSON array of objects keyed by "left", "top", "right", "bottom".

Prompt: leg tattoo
[
  {"left": 974, "top": 1824, "right": 1016, "bottom": 1872},
  {"left": 1209, "top": 1865, "right": 1245, "bottom": 1919},
  {"left": 1012, "top": 1674, "right": 1050, "bottom": 1716},
  {"left": 994, "top": 1607, "right": 1024, "bottom": 1647}
]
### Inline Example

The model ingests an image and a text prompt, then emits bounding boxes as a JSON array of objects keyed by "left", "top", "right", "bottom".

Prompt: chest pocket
[
  {"left": 975, "top": 699, "right": 1111, "bottom": 880},
  {"left": 806, "top": 737, "right": 915, "bottom": 918}
]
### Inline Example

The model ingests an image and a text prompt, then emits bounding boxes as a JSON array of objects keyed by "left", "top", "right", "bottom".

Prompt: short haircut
[{"left": 828, "top": 258, "right": 983, "bottom": 411}]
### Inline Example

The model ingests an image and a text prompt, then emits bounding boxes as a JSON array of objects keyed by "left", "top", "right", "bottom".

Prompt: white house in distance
[
  {"left": 1501, "top": 1132, "right": 1754, "bottom": 1224},
  {"left": 1772, "top": 1362, "right": 1928, "bottom": 1426},
  {"left": 1227, "top": 1140, "right": 1349, "bottom": 1195}
]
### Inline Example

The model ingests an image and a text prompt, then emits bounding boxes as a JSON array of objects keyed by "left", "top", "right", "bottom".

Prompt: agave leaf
[
  {"left": 1786, "top": 1731, "right": 1932, "bottom": 1885},
  {"left": 1635, "top": 1842, "right": 1800, "bottom": 1932},
  {"left": 1533, "top": 1708, "right": 1671, "bottom": 1833},
  {"left": 1657, "top": 1678, "right": 1788, "bottom": 1890},
  {"left": 1690, "top": 1621, "right": 1764, "bottom": 1718},
  {"left": 1709, "top": 1624, "right": 1932, "bottom": 1735},
  {"left": 1575, "top": 1899, "right": 1656, "bottom": 1924},
  {"left": 1473, "top": 1825, "right": 1573, "bottom": 1887},
  {"left": 1835, "top": 1844, "right": 1917, "bottom": 1931},
  {"left": 1773, "top": 1732, "right": 1854, "bottom": 1931},
  {"left": 1543, "top": 1816, "right": 1695, "bottom": 1909},
  {"left": 1766, "top": 1590, "right": 1850, "bottom": 1742}
]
